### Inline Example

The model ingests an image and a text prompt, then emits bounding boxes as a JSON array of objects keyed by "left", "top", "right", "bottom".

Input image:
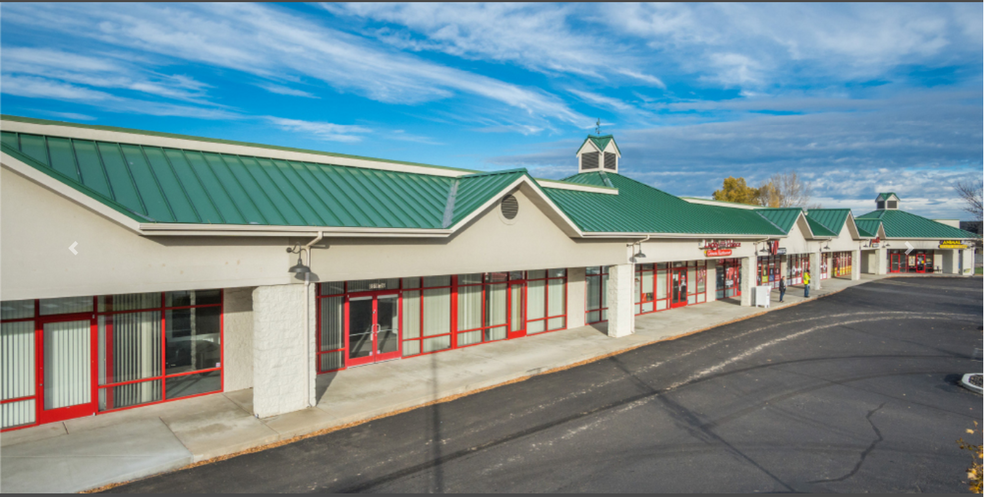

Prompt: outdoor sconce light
[{"left": 287, "top": 246, "right": 310, "bottom": 274}]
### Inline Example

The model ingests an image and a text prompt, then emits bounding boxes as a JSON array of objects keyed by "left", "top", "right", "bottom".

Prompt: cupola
[
  {"left": 875, "top": 192, "right": 900, "bottom": 210},
  {"left": 576, "top": 134, "right": 620, "bottom": 174}
]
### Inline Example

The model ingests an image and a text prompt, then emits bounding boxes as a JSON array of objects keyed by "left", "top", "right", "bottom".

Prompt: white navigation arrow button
[
  {"left": 904, "top": 241, "right": 914, "bottom": 255},
  {"left": 69, "top": 241, "right": 78, "bottom": 255}
]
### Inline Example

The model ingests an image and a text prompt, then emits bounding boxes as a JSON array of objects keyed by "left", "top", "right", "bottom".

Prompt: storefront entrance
[
  {"left": 346, "top": 293, "right": 401, "bottom": 367},
  {"left": 888, "top": 250, "right": 934, "bottom": 274},
  {"left": 38, "top": 316, "right": 96, "bottom": 425},
  {"left": 670, "top": 268, "right": 688, "bottom": 308}
]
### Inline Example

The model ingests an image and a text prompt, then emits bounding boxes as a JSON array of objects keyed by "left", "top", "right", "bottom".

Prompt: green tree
[{"left": 712, "top": 177, "right": 759, "bottom": 205}]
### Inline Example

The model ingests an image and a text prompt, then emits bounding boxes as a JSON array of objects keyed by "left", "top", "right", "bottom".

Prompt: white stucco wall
[
  {"left": 223, "top": 287, "right": 255, "bottom": 392},
  {"left": 251, "top": 284, "right": 315, "bottom": 418},
  {"left": 607, "top": 264, "right": 634, "bottom": 337},
  {"left": 566, "top": 267, "right": 586, "bottom": 329}
]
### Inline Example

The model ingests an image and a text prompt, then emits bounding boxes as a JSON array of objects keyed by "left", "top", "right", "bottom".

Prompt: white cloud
[
  {"left": 324, "top": 3, "right": 667, "bottom": 86},
  {"left": 568, "top": 89, "right": 635, "bottom": 112},
  {"left": 257, "top": 83, "right": 321, "bottom": 99},
  {"left": 1, "top": 3, "right": 587, "bottom": 127},
  {"left": 264, "top": 117, "right": 371, "bottom": 143}
]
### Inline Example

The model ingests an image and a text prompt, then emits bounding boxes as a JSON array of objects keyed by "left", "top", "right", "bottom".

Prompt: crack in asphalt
[{"left": 808, "top": 402, "right": 887, "bottom": 484}]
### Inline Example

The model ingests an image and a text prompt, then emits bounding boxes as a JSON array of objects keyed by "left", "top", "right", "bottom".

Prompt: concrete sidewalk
[{"left": 1, "top": 274, "right": 888, "bottom": 493}]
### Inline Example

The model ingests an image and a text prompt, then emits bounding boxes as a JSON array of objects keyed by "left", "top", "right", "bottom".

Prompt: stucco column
[
  {"left": 223, "top": 287, "right": 255, "bottom": 392},
  {"left": 851, "top": 249, "right": 861, "bottom": 280},
  {"left": 606, "top": 263, "right": 635, "bottom": 337},
  {"left": 961, "top": 248, "right": 974, "bottom": 276},
  {"left": 810, "top": 252, "right": 822, "bottom": 290},
  {"left": 942, "top": 250, "right": 957, "bottom": 274},
  {"left": 566, "top": 267, "right": 586, "bottom": 329},
  {"left": 252, "top": 283, "right": 316, "bottom": 418},
  {"left": 706, "top": 260, "right": 719, "bottom": 302},
  {"left": 875, "top": 247, "right": 888, "bottom": 275},
  {"left": 740, "top": 257, "right": 753, "bottom": 307}
]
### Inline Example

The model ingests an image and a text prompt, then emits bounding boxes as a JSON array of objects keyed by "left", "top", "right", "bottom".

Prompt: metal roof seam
[
  {"left": 127, "top": 144, "right": 177, "bottom": 222},
  {"left": 109, "top": 142, "right": 150, "bottom": 217},
  {"left": 234, "top": 155, "right": 303, "bottom": 225},
  {"left": 378, "top": 169, "right": 443, "bottom": 227},
  {"left": 149, "top": 145, "right": 202, "bottom": 223},
  {"left": 90, "top": 140, "right": 119, "bottom": 206},
  {"left": 442, "top": 180, "right": 459, "bottom": 229},
  {"left": 183, "top": 150, "right": 244, "bottom": 224},
  {"left": 226, "top": 154, "right": 290, "bottom": 225},
  {"left": 296, "top": 162, "right": 360, "bottom": 226},
  {"left": 277, "top": 160, "right": 339, "bottom": 226},
  {"left": 367, "top": 169, "right": 428, "bottom": 228},
  {"left": 205, "top": 153, "right": 269, "bottom": 225},
  {"left": 346, "top": 168, "right": 408, "bottom": 228},
  {"left": 169, "top": 149, "right": 228, "bottom": 224},
  {"left": 254, "top": 157, "right": 324, "bottom": 226}
]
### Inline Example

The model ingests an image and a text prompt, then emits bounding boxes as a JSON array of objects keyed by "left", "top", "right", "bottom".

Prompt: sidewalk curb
[{"left": 83, "top": 281, "right": 858, "bottom": 493}]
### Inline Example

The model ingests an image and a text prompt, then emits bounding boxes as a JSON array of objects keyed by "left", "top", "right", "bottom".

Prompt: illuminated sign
[
  {"left": 701, "top": 239, "right": 741, "bottom": 250},
  {"left": 705, "top": 249, "right": 733, "bottom": 257},
  {"left": 939, "top": 240, "right": 967, "bottom": 249}
]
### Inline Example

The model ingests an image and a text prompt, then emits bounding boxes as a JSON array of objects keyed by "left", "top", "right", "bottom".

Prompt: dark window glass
[
  {"left": 165, "top": 306, "right": 221, "bottom": 374},
  {"left": 165, "top": 289, "right": 221, "bottom": 307},
  {"left": 165, "top": 370, "right": 221, "bottom": 400}
]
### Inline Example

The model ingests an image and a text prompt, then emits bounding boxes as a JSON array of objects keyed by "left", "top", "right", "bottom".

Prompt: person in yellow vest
[{"left": 803, "top": 270, "right": 811, "bottom": 298}]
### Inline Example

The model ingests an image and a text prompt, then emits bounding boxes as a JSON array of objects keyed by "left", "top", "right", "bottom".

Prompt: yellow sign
[{"left": 939, "top": 240, "right": 967, "bottom": 249}]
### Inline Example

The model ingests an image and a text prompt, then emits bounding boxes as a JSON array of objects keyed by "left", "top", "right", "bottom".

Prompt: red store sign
[
  {"left": 702, "top": 239, "right": 741, "bottom": 250},
  {"left": 705, "top": 249, "right": 733, "bottom": 257}
]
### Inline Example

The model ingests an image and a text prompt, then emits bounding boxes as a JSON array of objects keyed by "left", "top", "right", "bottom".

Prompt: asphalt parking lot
[{"left": 109, "top": 277, "right": 983, "bottom": 493}]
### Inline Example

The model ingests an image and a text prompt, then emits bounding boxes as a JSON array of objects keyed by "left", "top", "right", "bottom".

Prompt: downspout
[{"left": 303, "top": 231, "right": 324, "bottom": 408}]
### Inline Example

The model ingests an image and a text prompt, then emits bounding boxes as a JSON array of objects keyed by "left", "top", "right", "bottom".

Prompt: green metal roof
[
  {"left": 805, "top": 209, "right": 851, "bottom": 236},
  {"left": 876, "top": 192, "right": 900, "bottom": 201},
  {"left": 578, "top": 134, "right": 620, "bottom": 155},
  {"left": 805, "top": 217, "right": 837, "bottom": 237},
  {"left": 753, "top": 208, "right": 803, "bottom": 234},
  {"left": 2, "top": 130, "right": 521, "bottom": 229},
  {"left": 544, "top": 172, "right": 784, "bottom": 235},
  {"left": 1, "top": 114, "right": 476, "bottom": 175},
  {"left": 856, "top": 209, "right": 979, "bottom": 239},
  {"left": 854, "top": 219, "right": 881, "bottom": 238}
]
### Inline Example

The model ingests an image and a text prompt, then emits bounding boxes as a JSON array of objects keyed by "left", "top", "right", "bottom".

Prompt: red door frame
[
  {"left": 890, "top": 252, "right": 902, "bottom": 273},
  {"left": 670, "top": 267, "right": 688, "bottom": 308},
  {"left": 35, "top": 312, "right": 98, "bottom": 425},
  {"left": 507, "top": 280, "right": 527, "bottom": 339},
  {"left": 344, "top": 290, "right": 402, "bottom": 367}
]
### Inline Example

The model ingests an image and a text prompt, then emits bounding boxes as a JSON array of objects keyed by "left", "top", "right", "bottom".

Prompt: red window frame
[
  {"left": 716, "top": 258, "right": 743, "bottom": 299},
  {"left": 453, "top": 272, "right": 511, "bottom": 349},
  {"left": 757, "top": 255, "right": 782, "bottom": 288},
  {"left": 525, "top": 269, "right": 568, "bottom": 334},
  {"left": 315, "top": 270, "right": 568, "bottom": 374},
  {"left": 637, "top": 261, "right": 707, "bottom": 315},
  {"left": 1, "top": 291, "right": 224, "bottom": 433},
  {"left": 585, "top": 266, "right": 609, "bottom": 324}
]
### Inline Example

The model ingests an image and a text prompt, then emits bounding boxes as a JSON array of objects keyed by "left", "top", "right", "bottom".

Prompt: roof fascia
[
  {"left": 535, "top": 179, "right": 618, "bottom": 195},
  {"left": 845, "top": 212, "right": 863, "bottom": 239},
  {"left": 796, "top": 212, "right": 817, "bottom": 239},
  {"left": 2, "top": 119, "right": 469, "bottom": 178},
  {"left": 1, "top": 150, "right": 144, "bottom": 233},
  {"left": 448, "top": 175, "right": 585, "bottom": 237},
  {"left": 576, "top": 138, "right": 602, "bottom": 156}
]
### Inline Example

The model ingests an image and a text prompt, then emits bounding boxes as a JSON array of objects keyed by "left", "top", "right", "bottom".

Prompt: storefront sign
[
  {"left": 701, "top": 239, "right": 741, "bottom": 250},
  {"left": 776, "top": 247, "right": 787, "bottom": 255},
  {"left": 939, "top": 240, "right": 967, "bottom": 249},
  {"left": 705, "top": 249, "right": 733, "bottom": 257}
]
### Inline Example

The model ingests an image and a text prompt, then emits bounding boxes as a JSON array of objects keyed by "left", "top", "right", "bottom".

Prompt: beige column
[
  {"left": 252, "top": 283, "right": 316, "bottom": 418},
  {"left": 810, "top": 252, "right": 822, "bottom": 290},
  {"left": 706, "top": 260, "right": 719, "bottom": 302},
  {"left": 851, "top": 248, "right": 861, "bottom": 280},
  {"left": 740, "top": 257, "right": 753, "bottom": 307},
  {"left": 875, "top": 247, "right": 888, "bottom": 275},
  {"left": 223, "top": 286, "right": 256, "bottom": 392},
  {"left": 566, "top": 267, "right": 586, "bottom": 329},
  {"left": 961, "top": 248, "right": 975, "bottom": 275},
  {"left": 606, "top": 263, "right": 635, "bottom": 337}
]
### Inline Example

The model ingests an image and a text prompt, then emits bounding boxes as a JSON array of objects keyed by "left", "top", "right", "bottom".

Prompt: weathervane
[{"left": 595, "top": 118, "right": 601, "bottom": 135}]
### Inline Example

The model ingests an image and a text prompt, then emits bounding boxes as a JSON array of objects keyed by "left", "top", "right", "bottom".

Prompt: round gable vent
[{"left": 500, "top": 195, "right": 519, "bottom": 220}]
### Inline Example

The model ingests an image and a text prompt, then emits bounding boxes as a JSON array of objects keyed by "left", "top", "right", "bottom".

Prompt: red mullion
[
  {"left": 315, "top": 284, "right": 323, "bottom": 373},
  {"left": 219, "top": 289, "right": 224, "bottom": 393},
  {"left": 104, "top": 296, "right": 114, "bottom": 409},
  {"left": 342, "top": 293, "right": 350, "bottom": 371},
  {"left": 32, "top": 299, "right": 41, "bottom": 429},
  {"left": 480, "top": 280, "right": 486, "bottom": 343},
  {"left": 99, "top": 376, "right": 162, "bottom": 389},
  {"left": 160, "top": 291, "right": 167, "bottom": 401},
  {"left": 0, "top": 316, "right": 36, "bottom": 324},
  {"left": 450, "top": 275, "right": 458, "bottom": 350},
  {"left": 0, "top": 395, "right": 36, "bottom": 404},
  {"left": 164, "top": 366, "right": 222, "bottom": 380},
  {"left": 96, "top": 388, "right": 219, "bottom": 416}
]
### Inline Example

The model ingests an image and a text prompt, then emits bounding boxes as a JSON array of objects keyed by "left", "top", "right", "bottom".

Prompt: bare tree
[
  {"left": 955, "top": 178, "right": 983, "bottom": 222},
  {"left": 756, "top": 172, "right": 813, "bottom": 208}
]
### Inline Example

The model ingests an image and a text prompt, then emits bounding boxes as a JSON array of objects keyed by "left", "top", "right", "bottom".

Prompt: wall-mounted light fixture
[{"left": 287, "top": 245, "right": 310, "bottom": 274}]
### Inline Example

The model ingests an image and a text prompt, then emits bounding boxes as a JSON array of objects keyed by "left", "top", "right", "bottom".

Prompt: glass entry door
[
  {"left": 347, "top": 293, "right": 400, "bottom": 367},
  {"left": 507, "top": 281, "right": 525, "bottom": 339},
  {"left": 39, "top": 318, "right": 95, "bottom": 424},
  {"left": 670, "top": 268, "right": 688, "bottom": 308}
]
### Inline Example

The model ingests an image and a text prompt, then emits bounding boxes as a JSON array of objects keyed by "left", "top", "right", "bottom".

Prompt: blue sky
[{"left": 2, "top": 3, "right": 982, "bottom": 219}]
